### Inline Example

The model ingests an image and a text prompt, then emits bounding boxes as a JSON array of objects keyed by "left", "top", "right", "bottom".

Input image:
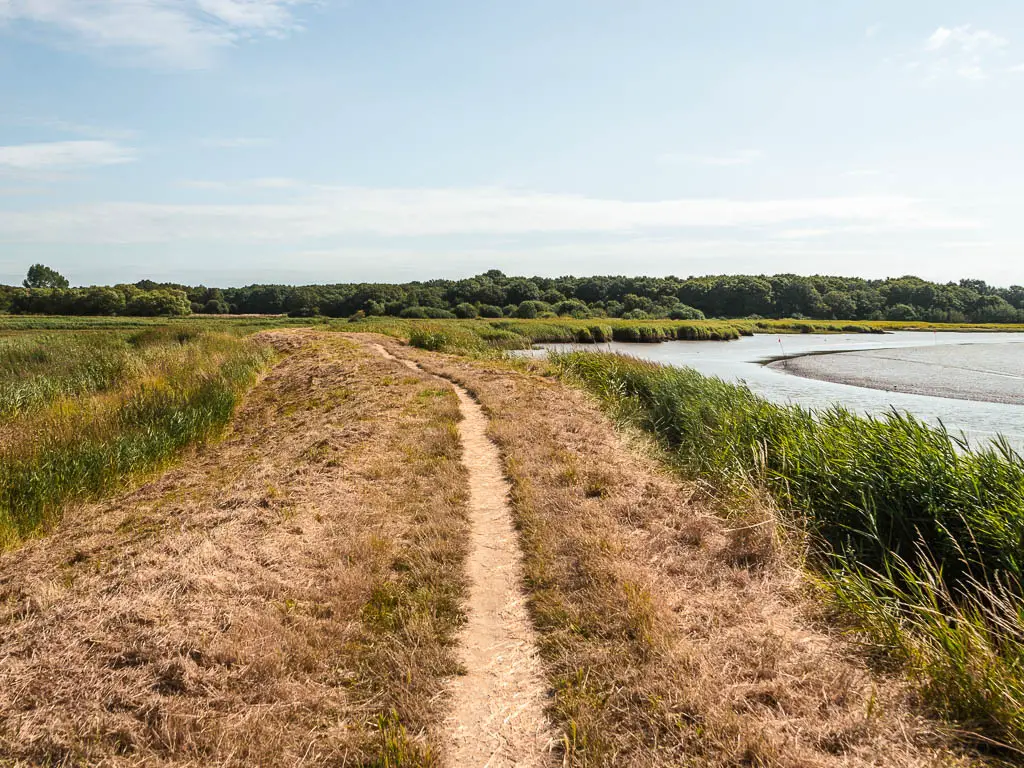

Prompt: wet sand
[{"left": 771, "top": 343, "right": 1024, "bottom": 405}]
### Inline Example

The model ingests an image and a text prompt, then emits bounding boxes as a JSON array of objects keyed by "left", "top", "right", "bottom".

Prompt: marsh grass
[
  {"left": 0, "top": 330, "right": 274, "bottom": 547},
  {"left": 556, "top": 350, "right": 1024, "bottom": 752},
  {"left": 353, "top": 316, "right": 934, "bottom": 357}
]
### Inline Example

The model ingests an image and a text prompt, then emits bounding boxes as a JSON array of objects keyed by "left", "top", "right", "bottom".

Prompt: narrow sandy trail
[{"left": 371, "top": 343, "right": 554, "bottom": 768}]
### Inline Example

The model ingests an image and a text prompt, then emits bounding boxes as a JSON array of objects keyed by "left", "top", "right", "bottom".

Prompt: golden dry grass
[
  {"left": 0, "top": 327, "right": 1007, "bottom": 767},
  {"left": 381, "top": 335, "right": 991, "bottom": 768},
  {"left": 0, "top": 332, "right": 469, "bottom": 765}
]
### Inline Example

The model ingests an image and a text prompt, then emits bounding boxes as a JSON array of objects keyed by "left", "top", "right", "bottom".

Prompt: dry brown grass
[
  {"left": 0, "top": 332, "right": 469, "bottom": 766},
  {"left": 382, "top": 336, "right": 990, "bottom": 768}
]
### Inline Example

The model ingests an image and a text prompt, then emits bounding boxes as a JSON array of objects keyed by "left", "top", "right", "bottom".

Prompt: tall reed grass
[
  {"left": 555, "top": 351, "right": 1024, "bottom": 752},
  {"left": 0, "top": 330, "right": 274, "bottom": 547}
]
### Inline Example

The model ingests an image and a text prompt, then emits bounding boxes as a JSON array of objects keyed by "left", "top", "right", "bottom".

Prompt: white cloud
[
  {"left": 865, "top": 24, "right": 881, "bottom": 39},
  {"left": 0, "top": 140, "right": 136, "bottom": 170},
  {"left": 659, "top": 149, "right": 763, "bottom": 167},
  {"left": 0, "top": 0, "right": 318, "bottom": 67},
  {"left": 921, "top": 24, "right": 1009, "bottom": 80},
  {"left": 926, "top": 25, "right": 1006, "bottom": 53},
  {"left": 0, "top": 186, "right": 977, "bottom": 244}
]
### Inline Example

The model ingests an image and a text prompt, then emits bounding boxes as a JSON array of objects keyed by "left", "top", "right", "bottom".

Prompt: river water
[{"left": 526, "top": 332, "right": 1024, "bottom": 451}]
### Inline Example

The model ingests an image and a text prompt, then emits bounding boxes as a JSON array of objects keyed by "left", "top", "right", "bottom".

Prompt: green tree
[
  {"left": 823, "top": 290, "right": 857, "bottom": 320},
  {"left": 23, "top": 264, "right": 69, "bottom": 289}
]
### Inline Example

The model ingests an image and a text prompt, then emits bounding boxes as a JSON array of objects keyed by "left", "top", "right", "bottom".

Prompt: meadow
[
  {"left": 5, "top": 313, "right": 1024, "bottom": 757},
  {"left": 554, "top": 351, "right": 1024, "bottom": 752},
  {"left": 0, "top": 325, "right": 275, "bottom": 547}
]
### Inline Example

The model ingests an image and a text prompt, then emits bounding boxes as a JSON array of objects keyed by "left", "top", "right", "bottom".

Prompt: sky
[{"left": 1, "top": 0, "right": 1023, "bottom": 287}]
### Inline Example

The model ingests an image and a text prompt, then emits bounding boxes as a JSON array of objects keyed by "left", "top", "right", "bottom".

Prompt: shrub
[
  {"left": 886, "top": 303, "right": 919, "bottom": 321},
  {"left": 668, "top": 304, "right": 705, "bottom": 320},
  {"left": 478, "top": 304, "right": 504, "bottom": 318},
  {"left": 421, "top": 307, "right": 456, "bottom": 319},
  {"left": 514, "top": 301, "right": 550, "bottom": 319},
  {"left": 453, "top": 302, "right": 479, "bottom": 319}
]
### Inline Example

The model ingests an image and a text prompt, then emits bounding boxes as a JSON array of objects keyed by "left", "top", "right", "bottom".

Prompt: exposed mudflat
[{"left": 772, "top": 343, "right": 1024, "bottom": 405}]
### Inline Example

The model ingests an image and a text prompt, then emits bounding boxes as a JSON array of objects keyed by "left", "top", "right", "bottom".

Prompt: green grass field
[{"left": 0, "top": 326, "right": 275, "bottom": 548}]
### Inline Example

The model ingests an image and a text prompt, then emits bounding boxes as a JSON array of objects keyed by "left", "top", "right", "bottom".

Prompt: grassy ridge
[
  {"left": 354, "top": 316, "right": 901, "bottom": 354},
  {"left": 360, "top": 316, "right": 1024, "bottom": 354},
  {"left": 0, "top": 329, "right": 275, "bottom": 547},
  {"left": 555, "top": 351, "right": 1024, "bottom": 752}
]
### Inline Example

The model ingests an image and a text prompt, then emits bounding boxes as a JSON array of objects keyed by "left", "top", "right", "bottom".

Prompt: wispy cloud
[
  {"left": 6, "top": 116, "right": 138, "bottom": 140},
  {"left": 0, "top": 186, "right": 977, "bottom": 244},
  {"left": 199, "top": 137, "right": 271, "bottom": 149},
  {"left": 0, "top": 140, "right": 137, "bottom": 171},
  {"left": 179, "top": 177, "right": 300, "bottom": 189},
  {"left": 659, "top": 149, "right": 763, "bottom": 167},
  {"left": 0, "top": 0, "right": 320, "bottom": 68},
  {"left": 919, "top": 24, "right": 1009, "bottom": 80},
  {"left": 865, "top": 24, "right": 881, "bottom": 39},
  {"left": 925, "top": 25, "right": 1006, "bottom": 54}
]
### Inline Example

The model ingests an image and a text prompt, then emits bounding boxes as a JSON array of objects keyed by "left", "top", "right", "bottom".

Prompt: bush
[
  {"left": 554, "top": 299, "right": 589, "bottom": 317},
  {"left": 125, "top": 289, "right": 192, "bottom": 317},
  {"left": 886, "top": 303, "right": 918, "bottom": 321},
  {"left": 422, "top": 307, "right": 456, "bottom": 319},
  {"left": 453, "top": 302, "right": 480, "bottom": 319},
  {"left": 399, "top": 306, "right": 429, "bottom": 318},
  {"left": 668, "top": 304, "right": 705, "bottom": 320},
  {"left": 478, "top": 304, "right": 504, "bottom": 318},
  {"left": 513, "top": 301, "right": 547, "bottom": 319}
]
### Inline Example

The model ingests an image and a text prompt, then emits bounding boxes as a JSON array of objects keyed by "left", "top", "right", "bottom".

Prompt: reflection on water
[{"left": 527, "top": 332, "right": 1024, "bottom": 451}]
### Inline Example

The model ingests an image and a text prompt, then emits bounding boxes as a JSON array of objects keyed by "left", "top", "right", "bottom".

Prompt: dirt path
[{"left": 371, "top": 343, "right": 554, "bottom": 768}]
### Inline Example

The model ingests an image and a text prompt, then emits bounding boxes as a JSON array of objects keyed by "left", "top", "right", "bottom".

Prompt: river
[{"left": 526, "top": 332, "right": 1024, "bottom": 452}]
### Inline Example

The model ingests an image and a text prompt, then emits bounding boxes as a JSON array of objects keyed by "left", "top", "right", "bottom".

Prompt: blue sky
[{"left": 1, "top": 0, "right": 1023, "bottom": 287}]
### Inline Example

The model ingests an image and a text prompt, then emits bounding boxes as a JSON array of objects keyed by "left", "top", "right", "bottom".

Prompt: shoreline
[{"left": 769, "top": 345, "right": 1024, "bottom": 406}]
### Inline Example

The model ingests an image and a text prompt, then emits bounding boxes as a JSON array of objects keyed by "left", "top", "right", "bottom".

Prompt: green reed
[
  {"left": 0, "top": 331, "right": 274, "bottom": 547},
  {"left": 555, "top": 351, "right": 1024, "bottom": 751}
]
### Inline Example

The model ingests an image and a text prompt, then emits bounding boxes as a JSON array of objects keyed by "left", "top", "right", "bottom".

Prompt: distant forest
[{"left": 4, "top": 269, "right": 1024, "bottom": 322}]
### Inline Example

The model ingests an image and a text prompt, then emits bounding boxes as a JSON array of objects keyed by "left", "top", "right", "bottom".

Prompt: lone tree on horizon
[{"left": 23, "top": 264, "right": 69, "bottom": 290}]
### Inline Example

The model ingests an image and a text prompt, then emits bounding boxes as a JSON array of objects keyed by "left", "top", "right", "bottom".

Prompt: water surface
[{"left": 527, "top": 332, "right": 1024, "bottom": 451}]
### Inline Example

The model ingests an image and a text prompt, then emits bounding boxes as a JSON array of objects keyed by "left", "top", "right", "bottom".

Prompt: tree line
[{"left": 4, "top": 266, "right": 1024, "bottom": 322}]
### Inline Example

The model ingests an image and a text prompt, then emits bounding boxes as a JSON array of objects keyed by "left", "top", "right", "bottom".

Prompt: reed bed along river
[{"left": 528, "top": 331, "right": 1024, "bottom": 450}]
